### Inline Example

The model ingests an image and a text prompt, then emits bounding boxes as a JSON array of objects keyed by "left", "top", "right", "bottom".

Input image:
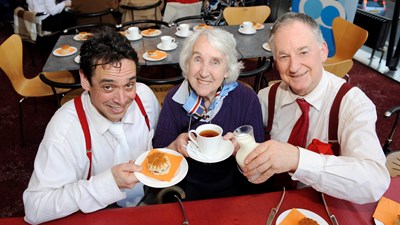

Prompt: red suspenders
[
  {"left": 74, "top": 94, "right": 150, "bottom": 180},
  {"left": 265, "top": 82, "right": 352, "bottom": 156}
]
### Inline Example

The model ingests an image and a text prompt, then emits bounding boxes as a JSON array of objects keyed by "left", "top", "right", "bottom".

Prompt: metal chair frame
[{"left": 67, "top": 8, "right": 115, "bottom": 24}]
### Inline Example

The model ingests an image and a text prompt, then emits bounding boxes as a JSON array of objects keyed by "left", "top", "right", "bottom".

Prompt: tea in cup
[
  {"left": 240, "top": 21, "right": 254, "bottom": 32},
  {"left": 126, "top": 26, "right": 139, "bottom": 39},
  {"left": 188, "top": 124, "right": 223, "bottom": 156},
  {"left": 176, "top": 24, "right": 190, "bottom": 36},
  {"left": 160, "top": 35, "right": 176, "bottom": 50}
]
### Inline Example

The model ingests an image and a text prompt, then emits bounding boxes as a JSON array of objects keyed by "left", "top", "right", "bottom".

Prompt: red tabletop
[{"left": 3, "top": 177, "right": 399, "bottom": 225}]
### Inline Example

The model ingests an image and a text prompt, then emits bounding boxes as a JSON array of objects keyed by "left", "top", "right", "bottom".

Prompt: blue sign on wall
[{"left": 292, "top": 0, "right": 347, "bottom": 57}]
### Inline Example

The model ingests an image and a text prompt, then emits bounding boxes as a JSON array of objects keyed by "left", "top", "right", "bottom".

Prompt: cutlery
[
  {"left": 321, "top": 193, "right": 339, "bottom": 225},
  {"left": 174, "top": 195, "right": 189, "bottom": 225},
  {"left": 266, "top": 186, "right": 285, "bottom": 225}
]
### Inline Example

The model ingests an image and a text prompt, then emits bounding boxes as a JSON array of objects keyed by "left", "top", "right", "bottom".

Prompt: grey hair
[
  {"left": 269, "top": 12, "right": 325, "bottom": 57},
  {"left": 179, "top": 28, "right": 244, "bottom": 83}
]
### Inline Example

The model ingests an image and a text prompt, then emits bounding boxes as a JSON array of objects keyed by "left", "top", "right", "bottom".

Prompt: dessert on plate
[
  {"left": 147, "top": 151, "right": 171, "bottom": 175},
  {"left": 298, "top": 217, "right": 319, "bottom": 225},
  {"left": 142, "top": 28, "right": 158, "bottom": 36}
]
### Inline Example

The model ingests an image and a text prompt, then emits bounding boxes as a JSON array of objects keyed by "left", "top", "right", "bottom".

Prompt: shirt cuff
[{"left": 291, "top": 147, "right": 324, "bottom": 184}]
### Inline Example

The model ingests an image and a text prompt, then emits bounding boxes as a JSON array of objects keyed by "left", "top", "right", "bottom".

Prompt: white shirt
[
  {"left": 258, "top": 70, "right": 390, "bottom": 204},
  {"left": 23, "top": 83, "right": 160, "bottom": 224},
  {"left": 27, "top": 0, "right": 66, "bottom": 20}
]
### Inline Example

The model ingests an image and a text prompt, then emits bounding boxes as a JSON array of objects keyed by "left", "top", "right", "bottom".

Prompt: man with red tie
[{"left": 243, "top": 12, "right": 390, "bottom": 204}]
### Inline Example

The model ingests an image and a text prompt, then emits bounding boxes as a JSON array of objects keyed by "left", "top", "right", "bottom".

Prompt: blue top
[{"left": 153, "top": 82, "right": 272, "bottom": 201}]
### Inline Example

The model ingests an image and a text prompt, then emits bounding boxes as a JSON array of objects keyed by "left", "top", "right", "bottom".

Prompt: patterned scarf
[{"left": 183, "top": 81, "right": 238, "bottom": 120}]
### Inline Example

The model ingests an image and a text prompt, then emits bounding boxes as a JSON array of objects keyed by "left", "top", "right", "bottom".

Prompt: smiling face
[
  {"left": 187, "top": 35, "right": 228, "bottom": 105},
  {"left": 273, "top": 21, "right": 328, "bottom": 96},
  {"left": 80, "top": 59, "right": 137, "bottom": 122}
]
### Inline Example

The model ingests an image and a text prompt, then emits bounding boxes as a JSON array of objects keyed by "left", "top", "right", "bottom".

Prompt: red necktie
[{"left": 287, "top": 99, "right": 310, "bottom": 148}]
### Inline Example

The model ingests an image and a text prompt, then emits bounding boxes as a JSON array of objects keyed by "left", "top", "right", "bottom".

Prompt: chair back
[
  {"left": 326, "top": 17, "right": 368, "bottom": 63},
  {"left": 68, "top": 8, "right": 117, "bottom": 25},
  {"left": 120, "top": 0, "right": 163, "bottom": 26},
  {"left": 0, "top": 34, "right": 25, "bottom": 93},
  {"left": 323, "top": 59, "right": 353, "bottom": 78},
  {"left": 137, "top": 75, "right": 184, "bottom": 107},
  {"left": 239, "top": 56, "right": 272, "bottom": 92},
  {"left": 163, "top": 1, "right": 203, "bottom": 24},
  {"left": 223, "top": 5, "right": 271, "bottom": 25},
  {"left": 13, "top": 6, "right": 51, "bottom": 43},
  {"left": 117, "top": 19, "right": 170, "bottom": 31},
  {"left": 62, "top": 23, "right": 117, "bottom": 35}
]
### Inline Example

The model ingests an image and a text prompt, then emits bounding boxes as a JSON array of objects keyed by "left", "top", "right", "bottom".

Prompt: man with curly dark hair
[{"left": 23, "top": 26, "right": 160, "bottom": 224}]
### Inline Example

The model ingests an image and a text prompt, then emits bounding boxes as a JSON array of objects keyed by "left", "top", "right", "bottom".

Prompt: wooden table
[
  {"left": 3, "top": 177, "right": 399, "bottom": 225},
  {"left": 42, "top": 24, "right": 273, "bottom": 72}
]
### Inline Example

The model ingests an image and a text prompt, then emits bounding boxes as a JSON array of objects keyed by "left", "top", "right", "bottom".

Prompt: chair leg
[{"left": 19, "top": 97, "right": 26, "bottom": 146}]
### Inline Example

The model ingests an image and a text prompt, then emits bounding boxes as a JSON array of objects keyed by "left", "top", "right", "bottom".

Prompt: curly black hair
[{"left": 79, "top": 26, "right": 138, "bottom": 85}]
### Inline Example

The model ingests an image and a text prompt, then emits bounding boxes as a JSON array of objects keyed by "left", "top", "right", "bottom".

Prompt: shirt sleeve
[
  {"left": 23, "top": 134, "right": 125, "bottom": 224},
  {"left": 292, "top": 87, "right": 390, "bottom": 204}
]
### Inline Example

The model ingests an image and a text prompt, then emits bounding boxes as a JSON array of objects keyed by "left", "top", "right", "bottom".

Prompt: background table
[{"left": 42, "top": 24, "right": 273, "bottom": 72}]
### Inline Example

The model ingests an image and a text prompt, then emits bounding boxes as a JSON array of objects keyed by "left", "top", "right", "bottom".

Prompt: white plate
[
  {"left": 134, "top": 148, "right": 188, "bottom": 188},
  {"left": 253, "top": 23, "right": 264, "bottom": 30},
  {"left": 238, "top": 28, "right": 256, "bottom": 35},
  {"left": 175, "top": 31, "right": 193, "bottom": 38},
  {"left": 143, "top": 51, "right": 167, "bottom": 61},
  {"left": 52, "top": 46, "right": 78, "bottom": 57},
  {"left": 186, "top": 140, "right": 234, "bottom": 163},
  {"left": 73, "top": 34, "right": 92, "bottom": 41},
  {"left": 141, "top": 29, "right": 162, "bottom": 37},
  {"left": 157, "top": 42, "right": 177, "bottom": 51},
  {"left": 374, "top": 219, "right": 383, "bottom": 225},
  {"left": 74, "top": 55, "right": 80, "bottom": 64},
  {"left": 193, "top": 25, "right": 212, "bottom": 31},
  {"left": 126, "top": 34, "right": 142, "bottom": 41},
  {"left": 263, "top": 42, "right": 271, "bottom": 51},
  {"left": 276, "top": 209, "right": 328, "bottom": 225}
]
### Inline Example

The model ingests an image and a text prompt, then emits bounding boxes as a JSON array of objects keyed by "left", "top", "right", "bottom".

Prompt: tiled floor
[{"left": 354, "top": 46, "right": 400, "bottom": 83}]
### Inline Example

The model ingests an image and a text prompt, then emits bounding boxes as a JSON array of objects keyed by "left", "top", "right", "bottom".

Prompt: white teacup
[
  {"left": 160, "top": 35, "right": 176, "bottom": 50},
  {"left": 176, "top": 24, "right": 190, "bottom": 36},
  {"left": 240, "top": 21, "right": 254, "bottom": 32},
  {"left": 188, "top": 124, "right": 223, "bottom": 156},
  {"left": 126, "top": 27, "right": 139, "bottom": 39}
]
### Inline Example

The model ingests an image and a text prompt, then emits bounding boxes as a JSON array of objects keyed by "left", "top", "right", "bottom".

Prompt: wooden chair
[
  {"left": 324, "top": 17, "right": 368, "bottom": 65},
  {"left": 223, "top": 5, "right": 271, "bottom": 25},
  {"left": 323, "top": 59, "right": 353, "bottom": 80},
  {"left": 0, "top": 34, "right": 75, "bottom": 144},
  {"left": 383, "top": 106, "right": 400, "bottom": 177}
]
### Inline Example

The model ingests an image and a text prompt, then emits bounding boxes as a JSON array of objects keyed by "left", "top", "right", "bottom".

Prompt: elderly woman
[{"left": 153, "top": 28, "right": 271, "bottom": 201}]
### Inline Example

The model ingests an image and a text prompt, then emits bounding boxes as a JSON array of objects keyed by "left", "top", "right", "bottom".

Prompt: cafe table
[
  {"left": 2, "top": 177, "right": 399, "bottom": 225},
  {"left": 42, "top": 23, "right": 274, "bottom": 72}
]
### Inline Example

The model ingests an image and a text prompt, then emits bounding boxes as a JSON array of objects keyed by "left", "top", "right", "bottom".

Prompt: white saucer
[
  {"left": 134, "top": 148, "right": 188, "bottom": 188},
  {"left": 186, "top": 140, "right": 234, "bottom": 163},
  {"left": 238, "top": 28, "right": 256, "bottom": 35},
  {"left": 143, "top": 51, "right": 167, "bottom": 61},
  {"left": 276, "top": 209, "right": 328, "bottom": 225},
  {"left": 141, "top": 29, "right": 162, "bottom": 37},
  {"left": 74, "top": 55, "right": 80, "bottom": 64},
  {"left": 157, "top": 42, "right": 177, "bottom": 51},
  {"left": 375, "top": 219, "right": 383, "bottom": 225},
  {"left": 262, "top": 42, "right": 271, "bottom": 51},
  {"left": 52, "top": 46, "right": 78, "bottom": 57},
  {"left": 175, "top": 31, "right": 193, "bottom": 38},
  {"left": 126, "top": 34, "right": 142, "bottom": 41}
]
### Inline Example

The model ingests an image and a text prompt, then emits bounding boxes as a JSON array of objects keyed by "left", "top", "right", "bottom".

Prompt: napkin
[
  {"left": 140, "top": 149, "right": 183, "bottom": 182},
  {"left": 280, "top": 208, "right": 306, "bottom": 225},
  {"left": 147, "top": 50, "right": 168, "bottom": 60},
  {"left": 307, "top": 139, "right": 334, "bottom": 155},
  {"left": 373, "top": 196, "right": 400, "bottom": 225}
]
